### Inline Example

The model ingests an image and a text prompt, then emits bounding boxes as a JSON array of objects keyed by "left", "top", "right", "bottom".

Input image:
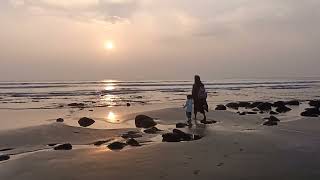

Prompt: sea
[{"left": 0, "top": 78, "right": 319, "bottom": 130}]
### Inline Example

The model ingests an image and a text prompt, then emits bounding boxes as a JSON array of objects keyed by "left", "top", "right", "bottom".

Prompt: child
[{"left": 183, "top": 95, "right": 193, "bottom": 126}]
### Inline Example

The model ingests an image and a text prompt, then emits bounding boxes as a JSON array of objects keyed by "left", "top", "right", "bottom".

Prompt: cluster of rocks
[
  {"left": 162, "top": 129, "right": 202, "bottom": 142},
  {"left": 216, "top": 100, "right": 299, "bottom": 115},
  {"left": 301, "top": 100, "right": 320, "bottom": 117},
  {"left": 107, "top": 138, "right": 141, "bottom": 150}
]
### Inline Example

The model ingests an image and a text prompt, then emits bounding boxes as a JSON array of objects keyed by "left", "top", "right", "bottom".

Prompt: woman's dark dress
[{"left": 192, "top": 83, "right": 208, "bottom": 114}]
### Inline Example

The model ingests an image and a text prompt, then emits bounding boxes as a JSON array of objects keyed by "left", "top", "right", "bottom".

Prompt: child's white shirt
[{"left": 184, "top": 99, "right": 193, "bottom": 112}]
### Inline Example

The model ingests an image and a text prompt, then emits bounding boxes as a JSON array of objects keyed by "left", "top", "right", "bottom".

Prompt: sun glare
[{"left": 104, "top": 41, "right": 114, "bottom": 50}]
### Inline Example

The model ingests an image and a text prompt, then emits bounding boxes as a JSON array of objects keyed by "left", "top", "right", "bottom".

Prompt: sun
[{"left": 104, "top": 41, "right": 114, "bottom": 50}]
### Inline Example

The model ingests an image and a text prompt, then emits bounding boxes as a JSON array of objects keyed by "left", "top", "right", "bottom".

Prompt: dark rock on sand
[
  {"left": 301, "top": 108, "right": 320, "bottom": 117},
  {"left": 226, "top": 102, "right": 240, "bottom": 110},
  {"left": 200, "top": 120, "right": 217, "bottom": 124},
  {"left": 126, "top": 138, "right": 141, "bottom": 146},
  {"left": 247, "top": 111, "right": 258, "bottom": 115},
  {"left": 286, "top": 100, "right": 300, "bottom": 106},
  {"left": 78, "top": 117, "right": 95, "bottom": 127},
  {"left": 215, "top": 104, "right": 227, "bottom": 110},
  {"left": 194, "top": 135, "right": 203, "bottom": 140},
  {"left": 270, "top": 111, "right": 279, "bottom": 115},
  {"left": 162, "top": 133, "right": 181, "bottom": 142},
  {"left": 94, "top": 140, "right": 111, "bottom": 146},
  {"left": 257, "top": 102, "right": 272, "bottom": 111},
  {"left": 135, "top": 115, "right": 157, "bottom": 128},
  {"left": 121, "top": 131, "right": 143, "bottom": 139},
  {"left": 309, "top": 100, "right": 320, "bottom": 107},
  {"left": 252, "top": 108, "right": 260, "bottom": 112},
  {"left": 269, "top": 116, "right": 280, "bottom": 122},
  {"left": 238, "top": 101, "right": 251, "bottom": 108},
  {"left": 273, "top": 101, "right": 285, "bottom": 107},
  {"left": 56, "top": 118, "right": 64, "bottom": 123},
  {"left": 276, "top": 105, "right": 292, "bottom": 113},
  {"left": 172, "top": 129, "right": 193, "bottom": 141},
  {"left": 47, "top": 143, "right": 57, "bottom": 147},
  {"left": 162, "top": 129, "right": 193, "bottom": 142},
  {"left": 54, "top": 143, "right": 72, "bottom": 150},
  {"left": 0, "top": 148, "right": 14, "bottom": 152},
  {"left": 263, "top": 121, "right": 278, "bottom": 126},
  {"left": 144, "top": 127, "right": 162, "bottom": 134},
  {"left": 126, "top": 103, "right": 131, "bottom": 107},
  {"left": 247, "top": 102, "right": 263, "bottom": 109},
  {"left": 0, "top": 155, "right": 10, "bottom": 161},
  {"left": 176, "top": 123, "right": 188, "bottom": 128},
  {"left": 239, "top": 112, "right": 247, "bottom": 115},
  {"left": 107, "top": 142, "right": 126, "bottom": 150},
  {"left": 68, "top": 103, "right": 85, "bottom": 107}
]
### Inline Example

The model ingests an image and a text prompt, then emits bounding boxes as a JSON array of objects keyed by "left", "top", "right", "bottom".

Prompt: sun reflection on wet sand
[
  {"left": 104, "top": 83, "right": 116, "bottom": 91},
  {"left": 106, "top": 111, "right": 119, "bottom": 123}
]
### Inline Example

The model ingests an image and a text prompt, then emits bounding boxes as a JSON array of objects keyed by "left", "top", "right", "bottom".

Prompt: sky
[{"left": 0, "top": 0, "right": 320, "bottom": 81}]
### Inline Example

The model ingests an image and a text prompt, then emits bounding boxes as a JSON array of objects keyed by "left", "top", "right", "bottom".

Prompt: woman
[{"left": 192, "top": 75, "right": 208, "bottom": 122}]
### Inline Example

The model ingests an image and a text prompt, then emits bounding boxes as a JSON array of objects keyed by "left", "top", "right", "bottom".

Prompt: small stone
[
  {"left": 215, "top": 104, "right": 226, "bottom": 110},
  {"left": 126, "top": 103, "right": 131, "bottom": 107},
  {"left": 78, "top": 117, "right": 95, "bottom": 127},
  {"left": 0, "top": 155, "right": 10, "bottom": 161},
  {"left": 144, "top": 127, "right": 162, "bottom": 134},
  {"left": 56, "top": 118, "right": 64, "bottom": 122},
  {"left": 54, "top": 143, "right": 72, "bottom": 150},
  {"left": 107, "top": 142, "right": 126, "bottom": 150},
  {"left": 135, "top": 115, "right": 157, "bottom": 128},
  {"left": 126, "top": 138, "right": 141, "bottom": 146}
]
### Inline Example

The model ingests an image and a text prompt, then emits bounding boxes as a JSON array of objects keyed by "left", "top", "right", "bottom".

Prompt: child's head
[{"left": 187, "top": 95, "right": 193, "bottom": 99}]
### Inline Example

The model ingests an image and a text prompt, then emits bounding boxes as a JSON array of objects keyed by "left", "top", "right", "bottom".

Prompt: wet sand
[{"left": 0, "top": 108, "right": 320, "bottom": 179}]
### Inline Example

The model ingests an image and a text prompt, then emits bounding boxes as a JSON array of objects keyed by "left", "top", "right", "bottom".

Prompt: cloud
[{"left": 8, "top": 0, "right": 139, "bottom": 24}]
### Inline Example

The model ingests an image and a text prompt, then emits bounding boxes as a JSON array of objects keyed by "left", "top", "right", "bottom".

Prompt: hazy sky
[{"left": 1, "top": 0, "right": 320, "bottom": 81}]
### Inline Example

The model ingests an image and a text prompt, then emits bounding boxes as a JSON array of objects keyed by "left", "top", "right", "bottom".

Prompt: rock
[
  {"left": 194, "top": 135, "right": 203, "bottom": 140},
  {"left": 78, "top": 117, "right": 95, "bottom": 127},
  {"left": 200, "top": 120, "right": 217, "bottom": 124},
  {"left": 238, "top": 101, "right": 251, "bottom": 108},
  {"left": 176, "top": 123, "right": 188, "bottom": 128},
  {"left": 56, "top": 118, "right": 64, "bottom": 122},
  {"left": 121, "top": 131, "right": 143, "bottom": 139},
  {"left": 126, "top": 103, "right": 131, "bottom": 107},
  {"left": 135, "top": 115, "right": 157, "bottom": 128},
  {"left": 94, "top": 140, "right": 110, "bottom": 146},
  {"left": 263, "top": 121, "right": 278, "bottom": 126},
  {"left": 239, "top": 112, "right": 247, "bottom": 115},
  {"left": 226, "top": 102, "right": 239, "bottom": 110},
  {"left": 247, "top": 111, "right": 257, "bottom": 115},
  {"left": 247, "top": 102, "right": 263, "bottom": 109},
  {"left": 144, "top": 127, "right": 162, "bottom": 134},
  {"left": 270, "top": 111, "right": 279, "bottom": 115},
  {"left": 257, "top": 102, "right": 272, "bottom": 111},
  {"left": 269, "top": 116, "right": 280, "bottom": 122},
  {"left": 301, "top": 108, "right": 320, "bottom": 117},
  {"left": 252, "top": 108, "right": 260, "bottom": 112},
  {"left": 275, "top": 105, "right": 292, "bottom": 113},
  {"left": 68, "top": 103, "right": 85, "bottom": 107},
  {"left": 273, "top": 101, "right": 285, "bottom": 107},
  {"left": 215, "top": 104, "right": 227, "bottom": 110},
  {"left": 54, "top": 143, "right": 72, "bottom": 150},
  {"left": 162, "top": 129, "right": 193, "bottom": 142},
  {"left": 285, "top": 100, "right": 300, "bottom": 106},
  {"left": 0, "top": 155, "right": 10, "bottom": 161},
  {"left": 172, "top": 129, "right": 193, "bottom": 141},
  {"left": 162, "top": 133, "right": 181, "bottom": 142},
  {"left": 89, "top": 109, "right": 93, "bottom": 112},
  {"left": 107, "top": 142, "right": 126, "bottom": 150},
  {"left": 47, "top": 143, "right": 57, "bottom": 147},
  {"left": 126, "top": 138, "right": 141, "bottom": 146},
  {"left": 309, "top": 100, "right": 320, "bottom": 107}
]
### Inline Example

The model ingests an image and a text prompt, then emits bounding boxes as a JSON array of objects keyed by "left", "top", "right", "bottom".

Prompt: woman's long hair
[{"left": 194, "top": 75, "right": 202, "bottom": 86}]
